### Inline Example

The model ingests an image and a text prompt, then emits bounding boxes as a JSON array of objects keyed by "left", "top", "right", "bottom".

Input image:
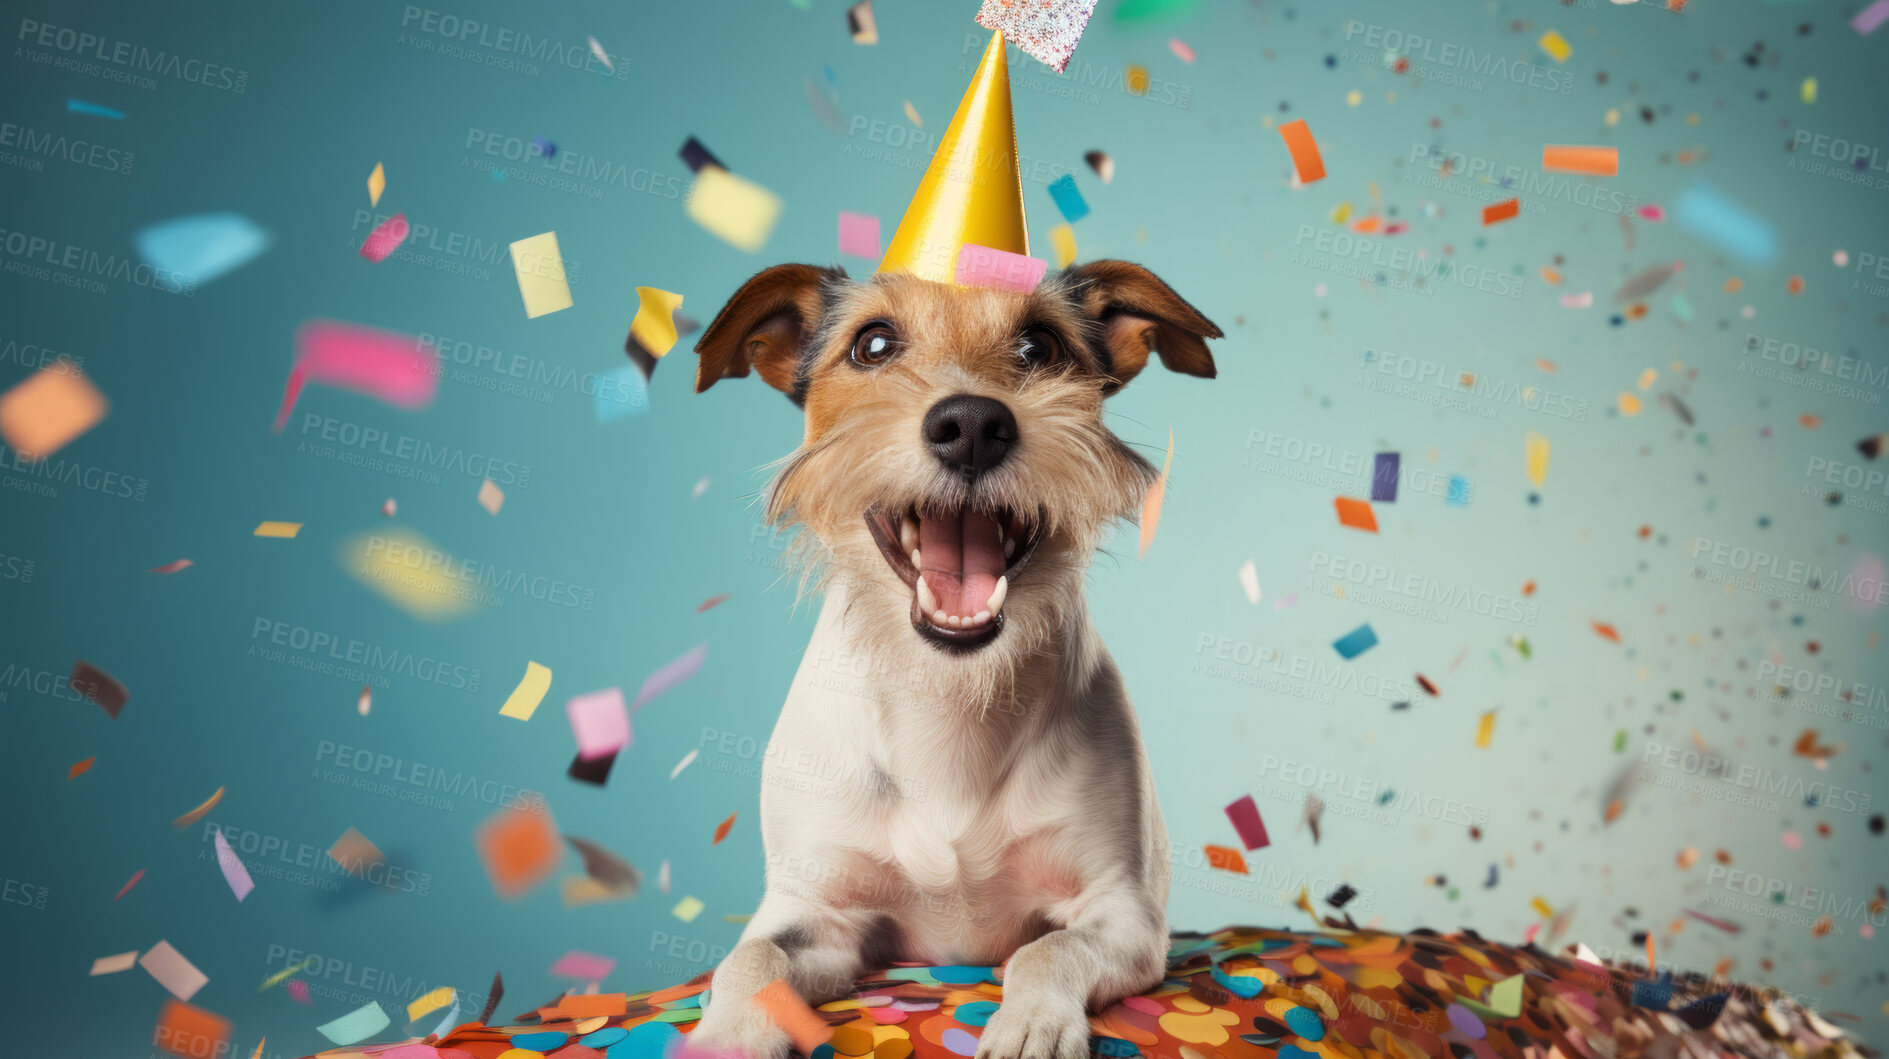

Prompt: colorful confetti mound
[{"left": 296, "top": 926, "right": 1867, "bottom": 1059}]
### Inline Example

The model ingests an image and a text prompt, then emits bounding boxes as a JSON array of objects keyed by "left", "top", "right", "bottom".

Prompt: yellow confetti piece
[
  {"left": 1139, "top": 430, "right": 1175, "bottom": 558},
  {"left": 1801, "top": 77, "right": 1816, "bottom": 104},
  {"left": 1538, "top": 30, "right": 1571, "bottom": 63},
  {"left": 253, "top": 521, "right": 302, "bottom": 538},
  {"left": 1125, "top": 65, "right": 1149, "bottom": 95},
  {"left": 1345, "top": 89, "right": 1362, "bottom": 106},
  {"left": 672, "top": 895, "right": 705, "bottom": 922},
  {"left": 509, "top": 232, "right": 574, "bottom": 319},
  {"left": 500, "top": 661, "right": 553, "bottom": 721},
  {"left": 1604, "top": 107, "right": 1620, "bottom": 127},
  {"left": 1618, "top": 392, "right": 1642, "bottom": 416},
  {"left": 1524, "top": 432, "right": 1550, "bottom": 487},
  {"left": 686, "top": 166, "right": 783, "bottom": 253},
  {"left": 629, "top": 287, "right": 686, "bottom": 357},
  {"left": 1475, "top": 710, "right": 1496, "bottom": 748},
  {"left": 172, "top": 786, "right": 225, "bottom": 829},
  {"left": 1532, "top": 896, "right": 1555, "bottom": 918},
  {"left": 366, "top": 162, "right": 385, "bottom": 207},
  {"left": 1330, "top": 202, "right": 1353, "bottom": 224},
  {"left": 407, "top": 986, "right": 454, "bottom": 1023},
  {"left": 1637, "top": 368, "right": 1657, "bottom": 390},
  {"left": 344, "top": 529, "right": 477, "bottom": 619},
  {"left": 561, "top": 875, "right": 627, "bottom": 908},
  {"left": 259, "top": 957, "right": 317, "bottom": 991},
  {"left": 1049, "top": 223, "right": 1077, "bottom": 268},
  {"left": 902, "top": 100, "right": 922, "bottom": 126}
]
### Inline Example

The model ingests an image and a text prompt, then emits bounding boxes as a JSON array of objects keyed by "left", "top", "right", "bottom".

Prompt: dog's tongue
[{"left": 918, "top": 508, "right": 1004, "bottom": 616}]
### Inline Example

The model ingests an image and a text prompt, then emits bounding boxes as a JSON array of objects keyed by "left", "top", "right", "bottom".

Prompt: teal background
[{"left": 3, "top": 0, "right": 1887, "bottom": 1053}]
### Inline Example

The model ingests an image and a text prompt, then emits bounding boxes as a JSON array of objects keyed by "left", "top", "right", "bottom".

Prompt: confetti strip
[
  {"left": 587, "top": 34, "right": 613, "bottom": 71},
  {"left": 755, "top": 979, "right": 832, "bottom": 1054},
  {"left": 70, "top": 659, "right": 129, "bottom": 718},
  {"left": 358, "top": 213, "right": 408, "bottom": 263},
  {"left": 1139, "top": 428, "right": 1174, "bottom": 557},
  {"left": 1483, "top": 198, "right": 1520, "bottom": 225},
  {"left": 68, "top": 756, "right": 95, "bottom": 780},
  {"left": 1236, "top": 560, "right": 1259, "bottom": 604},
  {"left": 1277, "top": 119, "right": 1326, "bottom": 184},
  {"left": 316, "top": 1002, "right": 390, "bottom": 1046},
  {"left": 903, "top": 100, "right": 922, "bottom": 126},
  {"left": 1049, "top": 224, "right": 1077, "bottom": 268},
  {"left": 1224, "top": 794, "right": 1271, "bottom": 850},
  {"left": 687, "top": 167, "right": 783, "bottom": 252},
  {"left": 670, "top": 749, "right": 700, "bottom": 779},
  {"left": 1475, "top": 710, "right": 1497, "bottom": 749},
  {"left": 91, "top": 951, "right": 139, "bottom": 975},
  {"left": 477, "top": 478, "right": 504, "bottom": 515},
  {"left": 259, "top": 958, "right": 315, "bottom": 991},
  {"left": 672, "top": 894, "right": 704, "bottom": 921},
  {"left": 632, "top": 644, "right": 709, "bottom": 710},
  {"left": 407, "top": 987, "right": 454, "bottom": 1024},
  {"left": 696, "top": 593, "right": 731, "bottom": 613},
  {"left": 356, "top": 685, "right": 371, "bottom": 716},
  {"left": 212, "top": 828, "right": 255, "bottom": 901},
  {"left": 1531, "top": 896, "right": 1556, "bottom": 918},
  {"left": 1541, "top": 145, "right": 1618, "bottom": 176},
  {"left": 140, "top": 941, "right": 209, "bottom": 1001},
  {"left": 1046, "top": 174, "right": 1090, "bottom": 224},
  {"left": 509, "top": 232, "right": 575, "bottom": 318},
  {"left": 502, "top": 660, "right": 551, "bottom": 717},
  {"left": 345, "top": 529, "right": 476, "bottom": 619},
  {"left": 713, "top": 812, "right": 738, "bottom": 845},
  {"left": 271, "top": 320, "right": 439, "bottom": 432},
  {"left": 1371, "top": 452, "right": 1399, "bottom": 502},
  {"left": 1332, "top": 624, "right": 1378, "bottom": 660},
  {"left": 252, "top": 521, "right": 301, "bottom": 538},
  {"left": 1854, "top": 0, "right": 1889, "bottom": 33},
  {"left": 956, "top": 245, "right": 1048, "bottom": 291},
  {"left": 149, "top": 559, "right": 194, "bottom": 574},
  {"left": 68, "top": 98, "right": 125, "bottom": 119},
  {"left": 115, "top": 868, "right": 146, "bottom": 901},
  {"left": 154, "top": 1000, "right": 229, "bottom": 1059},
  {"left": 1537, "top": 30, "right": 1571, "bottom": 62},
  {"left": 1525, "top": 432, "right": 1551, "bottom": 487},
  {"left": 975, "top": 0, "right": 1101, "bottom": 72},
  {"left": 568, "top": 687, "right": 631, "bottom": 759},
  {"left": 171, "top": 787, "right": 224, "bottom": 829},
  {"left": 1168, "top": 37, "right": 1195, "bottom": 63},
  {"left": 1674, "top": 185, "right": 1775, "bottom": 264},
  {"left": 365, "top": 162, "right": 385, "bottom": 206},
  {"left": 0, "top": 358, "right": 108, "bottom": 460},
  {"left": 837, "top": 211, "right": 881, "bottom": 259},
  {"left": 550, "top": 950, "right": 618, "bottom": 981}
]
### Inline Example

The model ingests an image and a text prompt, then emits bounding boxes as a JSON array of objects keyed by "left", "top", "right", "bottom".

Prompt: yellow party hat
[{"left": 877, "top": 32, "right": 1028, "bottom": 284}]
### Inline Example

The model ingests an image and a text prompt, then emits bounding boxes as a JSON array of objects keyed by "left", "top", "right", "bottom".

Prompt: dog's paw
[
  {"left": 973, "top": 992, "right": 1092, "bottom": 1059},
  {"left": 686, "top": 997, "right": 792, "bottom": 1059}
]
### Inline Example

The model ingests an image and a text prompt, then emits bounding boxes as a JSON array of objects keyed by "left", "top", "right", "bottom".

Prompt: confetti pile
[{"left": 294, "top": 926, "right": 1869, "bottom": 1059}]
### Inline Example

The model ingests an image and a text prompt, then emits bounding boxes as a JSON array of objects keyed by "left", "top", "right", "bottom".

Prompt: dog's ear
[
  {"left": 1062, "top": 260, "right": 1224, "bottom": 394},
  {"left": 694, "top": 264, "right": 844, "bottom": 397}
]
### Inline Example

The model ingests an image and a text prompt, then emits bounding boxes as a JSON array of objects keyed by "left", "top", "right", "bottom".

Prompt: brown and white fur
[{"left": 686, "top": 261, "right": 1223, "bottom": 1059}]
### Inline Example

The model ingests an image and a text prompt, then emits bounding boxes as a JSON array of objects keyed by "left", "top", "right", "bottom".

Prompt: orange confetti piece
[
  {"left": 1591, "top": 621, "right": 1620, "bottom": 644},
  {"left": 328, "top": 826, "right": 386, "bottom": 877},
  {"left": 171, "top": 786, "right": 225, "bottom": 829},
  {"left": 713, "top": 812, "right": 737, "bottom": 845},
  {"left": 1278, "top": 119, "right": 1326, "bottom": 183},
  {"left": 1482, "top": 198, "right": 1520, "bottom": 225},
  {"left": 68, "top": 756, "right": 96, "bottom": 780},
  {"left": 1604, "top": 800, "right": 1624, "bottom": 824},
  {"left": 1787, "top": 275, "right": 1805, "bottom": 295},
  {"left": 1539, "top": 266, "right": 1562, "bottom": 285},
  {"left": 1204, "top": 845, "right": 1248, "bottom": 874},
  {"left": 755, "top": 979, "right": 832, "bottom": 1055},
  {"left": 1645, "top": 935, "right": 1656, "bottom": 969},
  {"left": 1521, "top": 580, "right": 1538, "bottom": 596},
  {"left": 1799, "top": 413, "right": 1822, "bottom": 429},
  {"left": 1541, "top": 145, "right": 1619, "bottom": 176},
  {"left": 1334, "top": 497, "right": 1378, "bottom": 532},
  {"left": 476, "top": 804, "right": 560, "bottom": 898},
  {"left": 154, "top": 1000, "right": 230, "bottom": 1059},
  {"left": 148, "top": 559, "right": 194, "bottom": 574},
  {"left": 1139, "top": 428, "right": 1173, "bottom": 558},
  {"left": 0, "top": 357, "right": 108, "bottom": 460}
]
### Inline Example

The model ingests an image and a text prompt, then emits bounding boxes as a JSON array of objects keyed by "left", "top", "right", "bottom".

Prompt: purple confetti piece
[{"left": 631, "top": 643, "right": 708, "bottom": 710}]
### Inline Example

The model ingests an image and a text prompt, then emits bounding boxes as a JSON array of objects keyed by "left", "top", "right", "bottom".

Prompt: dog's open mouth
[{"left": 864, "top": 503, "right": 1043, "bottom": 651}]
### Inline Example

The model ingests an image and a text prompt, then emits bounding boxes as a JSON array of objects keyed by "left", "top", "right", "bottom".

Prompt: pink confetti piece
[
  {"left": 1560, "top": 291, "right": 1594, "bottom": 309},
  {"left": 1853, "top": 0, "right": 1889, "bottom": 34},
  {"left": 213, "top": 828, "right": 255, "bottom": 902},
  {"left": 288, "top": 978, "right": 312, "bottom": 1004},
  {"left": 566, "top": 687, "right": 630, "bottom": 760},
  {"left": 631, "top": 643, "right": 708, "bottom": 711},
  {"left": 359, "top": 213, "right": 409, "bottom": 263},
  {"left": 1636, "top": 204, "right": 1665, "bottom": 222},
  {"left": 837, "top": 210, "right": 881, "bottom": 259},
  {"left": 139, "top": 940, "right": 209, "bottom": 1001},
  {"left": 1224, "top": 794, "right": 1271, "bottom": 850},
  {"left": 549, "top": 949, "right": 617, "bottom": 981},
  {"left": 1271, "top": 592, "right": 1299, "bottom": 612},
  {"left": 975, "top": 0, "right": 1100, "bottom": 73},
  {"left": 956, "top": 244, "right": 1049, "bottom": 292},
  {"left": 272, "top": 320, "right": 439, "bottom": 433},
  {"left": 1781, "top": 830, "right": 1802, "bottom": 850},
  {"left": 696, "top": 593, "right": 731, "bottom": 613},
  {"left": 1847, "top": 553, "right": 1884, "bottom": 614},
  {"left": 1684, "top": 908, "right": 1741, "bottom": 933},
  {"left": 1168, "top": 38, "right": 1196, "bottom": 63},
  {"left": 588, "top": 34, "right": 614, "bottom": 71},
  {"left": 148, "top": 559, "right": 193, "bottom": 574},
  {"left": 115, "top": 868, "right": 145, "bottom": 901}
]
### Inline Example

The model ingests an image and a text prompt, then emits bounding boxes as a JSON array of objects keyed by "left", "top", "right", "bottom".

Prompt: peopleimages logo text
[
  {"left": 15, "top": 18, "right": 249, "bottom": 92},
  {"left": 1340, "top": 21, "right": 1573, "bottom": 94}
]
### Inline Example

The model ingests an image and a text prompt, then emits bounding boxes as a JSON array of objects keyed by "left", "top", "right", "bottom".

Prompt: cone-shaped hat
[{"left": 877, "top": 32, "right": 1028, "bottom": 283}]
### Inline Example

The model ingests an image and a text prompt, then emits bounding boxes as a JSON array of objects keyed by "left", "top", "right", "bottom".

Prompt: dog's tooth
[
  {"left": 911, "top": 548, "right": 922, "bottom": 569},
  {"left": 1004, "top": 537, "right": 1016, "bottom": 559},
  {"left": 986, "top": 575, "right": 1008, "bottom": 615},
  {"left": 973, "top": 610, "right": 991, "bottom": 625},
  {"left": 899, "top": 517, "right": 917, "bottom": 553},
  {"left": 916, "top": 575, "right": 939, "bottom": 615},
  {"left": 933, "top": 609, "right": 950, "bottom": 626},
  {"left": 947, "top": 615, "right": 963, "bottom": 628}
]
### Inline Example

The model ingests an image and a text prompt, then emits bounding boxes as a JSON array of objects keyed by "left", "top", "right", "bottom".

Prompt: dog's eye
[
  {"left": 1015, "top": 328, "right": 1062, "bottom": 368},
  {"left": 850, "top": 324, "right": 900, "bottom": 367}
]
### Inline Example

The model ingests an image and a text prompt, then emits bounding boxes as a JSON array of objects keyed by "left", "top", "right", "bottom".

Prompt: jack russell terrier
[{"left": 684, "top": 257, "right": 1222, "bottom": 1059}]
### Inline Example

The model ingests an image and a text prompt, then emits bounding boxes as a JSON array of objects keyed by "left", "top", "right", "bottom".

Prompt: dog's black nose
[{"left": 922, "top": 394, "right": 1017, "bottom": 474}]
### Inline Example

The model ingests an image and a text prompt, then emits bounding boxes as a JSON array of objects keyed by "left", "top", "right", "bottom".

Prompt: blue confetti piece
[
  {"left": 596, "top": 365, "right": 651, "bottom": 422},
  {"left": 514, "top": 1031, "right": 569, "bottom": 1050},
  {"left": 607, "top": 1020, "right": 678, "bottom": 1059},
  {"left": 1047, "top": 174, "right": 1091, "bottom": 224},
  {"left": 134, "top": 212, "right": 270, "bottom": 292},
  {"left": 1276, "top": 1046, "right": 1318, "bottom": 1059},
  {"left": 824, "top": 64, "right": 837, "bottom": 83},
  {"left": 491, "top": 168, "right": 508, "bottom": 182},
  {"left": 1371, "top": 452, "right": 1399, "bottom": 501},
  {"left": 1210, "top": 965, "right": 1265, "bottom": 998},
  {"left": 1332, "top": 623, "right": 1378, "bottom": 659},
  {"left": 1631, "top": 974, "right": 1675, "bottom": 1010},
  {"left": 533, "top": 136, "right": 558, "bottom": 159},
  {"left": 1091, "top": 1037, "right": 1140, "bottom": 1057},
  {"left": 67, "top": 98, "right": 125, "bottom": 119},
  {"left": 584, "top": 1027, "right": 630, "bottom": 1047},
  {"left": 1282, "top": 1005, "right": 1325, "bottom": 1041},
  {"left": 931, "top": 965, "right": 998, "bottom": 984},
  {"left": 953, "top": 1000, "right": 1000, "bottom": 1026},
  {"left": 1447, "top": 475, "right": 1471, "bottom": 505},
  {"left": 1675, "top": 185, "right": 1776, "bottom": 264}
]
